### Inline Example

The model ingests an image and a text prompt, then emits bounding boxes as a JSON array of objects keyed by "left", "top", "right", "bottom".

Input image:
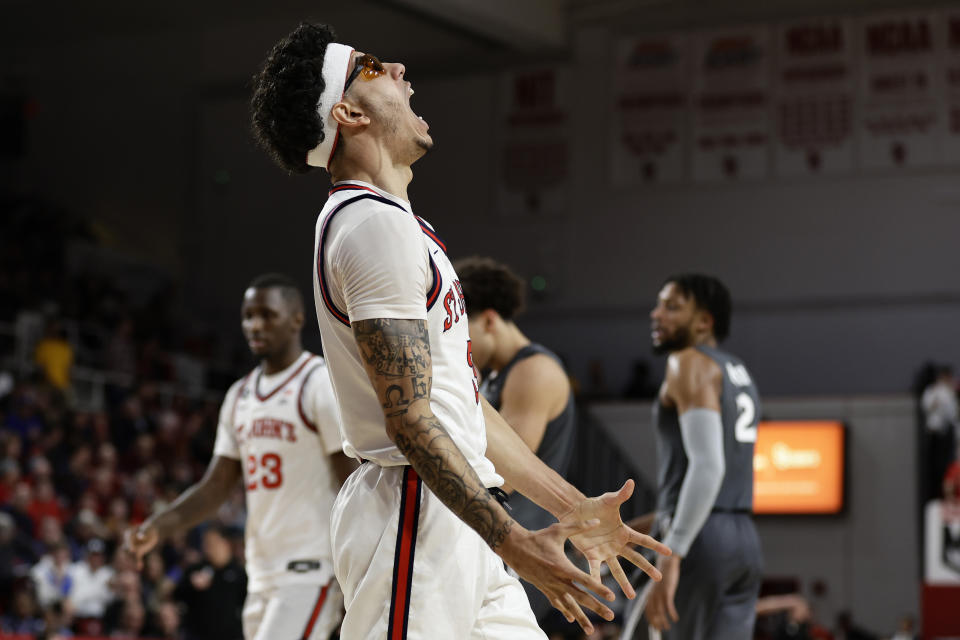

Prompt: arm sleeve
[
  {"left": 212, "top": 382, "right": 242, "bottom": 460},
  {"left": 332, "top": 207, "right": 430, "bottom": 322},
  {"left": 662, "top": 408, "right": 726, "bottom": 556},
  {"left": 302, "top": 363, "right": 345, "bottom": 455}
]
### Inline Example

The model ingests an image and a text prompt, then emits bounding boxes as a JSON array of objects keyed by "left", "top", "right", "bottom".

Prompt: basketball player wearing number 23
[{"left": 646, "top": 274, "right": 763, "bottom": 640}]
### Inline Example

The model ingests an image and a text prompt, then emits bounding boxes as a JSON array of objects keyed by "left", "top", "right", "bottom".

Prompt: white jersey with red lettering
[
  {"left": 213, "top": 351, "right": 343, "bottom": 593},
  {"left": 311, "top": 180, "right": 502, "bottom": 489}
]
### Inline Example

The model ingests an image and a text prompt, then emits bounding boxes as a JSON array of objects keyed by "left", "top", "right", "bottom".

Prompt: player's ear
[
  {"left": 331, "top": 99, "right": 369, "bottom": 129},
  {"left": 291, "top": 309, "right": 305, "bottom": 331},
  {"left": 694, "top": 308, "right": 714, "bottom": 336},
  {"left": 483, "top": 309, "right": 500, "bottom": 332}
]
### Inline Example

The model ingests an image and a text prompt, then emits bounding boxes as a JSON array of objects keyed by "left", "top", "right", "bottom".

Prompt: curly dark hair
[
  {"left": 454, "top": 256, "right": 526, "bottom": 321},
  {"left": 664, "top": 273, "right": 732, "bottom": 342},
  {"left": 250, "top": 22, "right": 337, "bottom": 174}
]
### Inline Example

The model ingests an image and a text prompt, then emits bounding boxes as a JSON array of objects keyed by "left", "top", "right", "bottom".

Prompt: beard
[{"left": 652, "top": 325, "right": 692, "bottom": 355}]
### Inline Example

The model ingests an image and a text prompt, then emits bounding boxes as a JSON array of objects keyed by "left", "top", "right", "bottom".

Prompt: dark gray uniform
[
  {"left": 481, "top": 343, "right": 576, "bottom": 621},
  {"left": 653, "top": 344, "right": 763, "bottom": 640}
]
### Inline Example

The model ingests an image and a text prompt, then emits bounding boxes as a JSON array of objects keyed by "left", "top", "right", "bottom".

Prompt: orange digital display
[{"left": 753, "top": 421, "right": 845, "bottom": 514}]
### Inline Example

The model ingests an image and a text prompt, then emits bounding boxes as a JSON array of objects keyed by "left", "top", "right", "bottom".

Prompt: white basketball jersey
[
  {"left": 312, "top": 181, "right": 502, "bottom": 488},
  {"left": 213, "top": 351, "right": 343, "bottom": 592}
]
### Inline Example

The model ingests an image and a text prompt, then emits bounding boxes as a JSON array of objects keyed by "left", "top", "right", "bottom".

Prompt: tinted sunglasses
[{"left": 344, "top": 53, "right": 386, "bottom": 93}]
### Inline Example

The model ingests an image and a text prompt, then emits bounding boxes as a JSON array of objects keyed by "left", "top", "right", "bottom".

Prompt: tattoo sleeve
[{"left": 352, "top": 318, "right": 514, "bottom": 549}]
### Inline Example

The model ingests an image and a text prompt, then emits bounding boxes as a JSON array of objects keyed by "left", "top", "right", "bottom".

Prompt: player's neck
[
  {"left": 489, "top": 324, "right": 530, "bottom": 372},
  {"left": 691, "top": 334, "right": 717, "bottom": 349},
  {"left": 329, "top": 145, "right": 413, "bottom": 202},
  {"left": 261, "top": 346, "right": 304, "bottom": 375}
]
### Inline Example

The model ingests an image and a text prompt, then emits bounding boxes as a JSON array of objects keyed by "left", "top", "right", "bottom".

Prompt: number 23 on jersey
[{"left": 247, "top": 453, "right": 283, "bottom": 490}]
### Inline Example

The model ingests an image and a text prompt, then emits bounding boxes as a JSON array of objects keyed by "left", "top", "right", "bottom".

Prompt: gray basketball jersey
[
  {"left": 654, "top": 344, "right": 759, "bottom": 514},
  {"left": 481, "top": 343, "right": 576, "bottom": 531}
]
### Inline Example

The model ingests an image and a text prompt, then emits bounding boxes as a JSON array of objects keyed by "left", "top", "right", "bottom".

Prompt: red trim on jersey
[
  {"left": 415, "top": 216, "right": 447, "bottom": 254},
  {"left": 254, "top": 354, "right": 314, "bottom": 402},
  {"left": 425, "top": 256, "right": 442, "bottom": 311},
  {"left": 297, "top": 363, "right": 324, "bottom": 434},
  {"left": 299, "top": 582, "right": 330, "bottom": 640},
  {"left": 388, "top": 467, "right": 421, "bottom": 640}
]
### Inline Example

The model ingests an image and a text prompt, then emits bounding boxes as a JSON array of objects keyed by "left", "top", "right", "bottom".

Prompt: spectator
[
  {"left": 890, "top": 614, "right": 917, "bottom": 640},
  {"left": 922, "top": 365, "right": 959, "bottom": 497},
  {"left": 0, "top": 457, "right": 20, "bottom": 503},
  {"left": 41, "top": 600, "right": 74, "bottom": 638},
  {"left": 0, "top": 511, "right": 34, "bottom": 605},
  {"left": 101, "top": 570, "right": 143, "bottom": 635},
  {"left": 141, "top": 552, "right": 175, "bottom": 611},
  {"left": 69, "top": 538, "right": 115, "bottom": 620},
  {"left": 4, "top": 481, "right": 36, "bottom": 539},
  {"left": 0, "top": 583, "right": 45, "bottom": 635},
  {"left": 110, "top": 598, "right": 147, "bottom": 639},
  {"left": 146, "top": 600, "right": 183, "bottom": 640},
  {"left": 31, "top": 540, "right": 73, "bottom": 608},
  {"left": 34, "top": 320, "right": 74, "bottom": 393},
  {"left": 28, "top": 478, "right": 65, "bottom": 533},
  {"left": 174, "top": 526, "right": 245, "bottom": 640}
]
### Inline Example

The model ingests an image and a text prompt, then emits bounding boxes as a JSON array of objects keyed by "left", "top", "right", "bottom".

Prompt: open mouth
[{"left": 408, "top": 83, "right": 429, "bottom": 130}]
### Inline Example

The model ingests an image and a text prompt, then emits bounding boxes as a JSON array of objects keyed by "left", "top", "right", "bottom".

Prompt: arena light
[{"left": 753, "top": 421, "right": 846, "bottom": 514}]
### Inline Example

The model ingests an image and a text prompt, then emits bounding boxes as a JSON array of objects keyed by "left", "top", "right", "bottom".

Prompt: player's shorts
[
  {"left": 331, "top": 463, "right": 547, "bottom": 640},
  {"left": 242, "top": 581, "right": 343, "bottom": 640}
]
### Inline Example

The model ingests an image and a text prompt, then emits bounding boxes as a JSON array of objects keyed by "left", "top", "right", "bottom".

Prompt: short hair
[
  {"left": 454, "top": 257, "right": 525, "bottom": 321},
  {"left": 250, "top": 23, "right": 338, "bottom": 174},
  {"left": 248, "top": 273, "right": 304, "bottom": 314},
  {"left": 664, "top": 273, "right": 732, "bottom": 342}
]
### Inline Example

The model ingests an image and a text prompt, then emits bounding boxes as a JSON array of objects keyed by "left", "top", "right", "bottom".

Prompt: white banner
[
  {"left": 497, "top": 67, "right": 571, "bottom": 218},
  {"left": 926, "top": 500, "right": 960, "bottom": 584},
  {"left": 773, "top": 18, "right": 856, "bottom": 176},
  {"left": 857, "top": 11, "right": 946, "bottom": 169},
  {"left": 691, "top": 27, "right": 772, "bottom": 182},
  {"left": 611, "top": 34, "right": 689, "bottom": 185}
]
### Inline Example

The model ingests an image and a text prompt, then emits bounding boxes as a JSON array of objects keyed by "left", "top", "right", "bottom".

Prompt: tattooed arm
[
  {"left": 352, "top": 317, "right": 616, "bottom": 632},
  {"left": 352, "top": 317, "right": 513, "bottom": 548}
]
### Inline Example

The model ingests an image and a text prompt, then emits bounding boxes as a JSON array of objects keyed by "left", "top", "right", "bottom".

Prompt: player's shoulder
[
  {"left": 668, "top": 346, "right": 716, "bottom": 369},
  {"left": 666, "top": 347, "right": 722, "bottom": 385},
  {"left": 507, "top": 351, "right": 568, "bottom": 389}
]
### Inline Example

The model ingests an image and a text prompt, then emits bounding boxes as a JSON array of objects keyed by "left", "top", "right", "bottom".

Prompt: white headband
[{"left": 306, "top": 42, "right": 355, "bottom": 170}]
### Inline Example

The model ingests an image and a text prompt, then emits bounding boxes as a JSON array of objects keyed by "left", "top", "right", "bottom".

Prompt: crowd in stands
[{"left": 0, "top": 197, "right": 247, "bottom": 640}]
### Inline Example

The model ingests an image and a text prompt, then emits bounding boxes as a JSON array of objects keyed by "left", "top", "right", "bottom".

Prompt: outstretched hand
[
  {"left": 561, "top": 479, "right": 672, "bottom": 599},
  {"left": 499, "top": 518, "right": 616, "bottom": 635}
]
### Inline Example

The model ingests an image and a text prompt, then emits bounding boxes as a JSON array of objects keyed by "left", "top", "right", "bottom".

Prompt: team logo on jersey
[
  {"left": 442, "top": 279, "right": 467, "bottom": 332},
  {"left": 247, "top": 418, "right": 297, "bottom": 442}
]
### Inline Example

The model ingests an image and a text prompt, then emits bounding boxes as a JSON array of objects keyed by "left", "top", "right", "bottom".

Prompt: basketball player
[
  {"left": 250, "top": 23, "right": 670, "bottom": 639},
  {"left": 124, "top": 274, "right": 355, "bottom": 640},
  {"left": 456, "top": 256, "right": 576, "bottom": 621},
  {"left": 643, "top": 274, "right": 763, "bottom": 639}
]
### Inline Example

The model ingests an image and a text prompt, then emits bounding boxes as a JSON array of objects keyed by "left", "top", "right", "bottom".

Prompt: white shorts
[
  {"left": 331, "top": 463, "right": 546, "bottom": 640},
  {"left": 242, "top": 581, "right": 343, "bottom": 640}
]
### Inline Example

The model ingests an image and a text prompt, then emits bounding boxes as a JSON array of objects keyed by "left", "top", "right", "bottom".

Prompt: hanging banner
[
  {"left": 857, "top": 11, "right": 945, "bottom": 168},
  {"left": 926, "top": 500, "right": 960, "bottom": 584},
  {"left": 497, "top": 67, "right": 571, "bottom": 218},
  {"left": 611, "top": 34, "right": 689, "bottom": 185},
  {"left": 773, "top": 18, "right": 856, "bottom": 176},
  {"left": 691, "top": 26, "right": 772, "bottom": 182},
  {"left": 943, "top": 10, "right": 960, "bottom": 164}
]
